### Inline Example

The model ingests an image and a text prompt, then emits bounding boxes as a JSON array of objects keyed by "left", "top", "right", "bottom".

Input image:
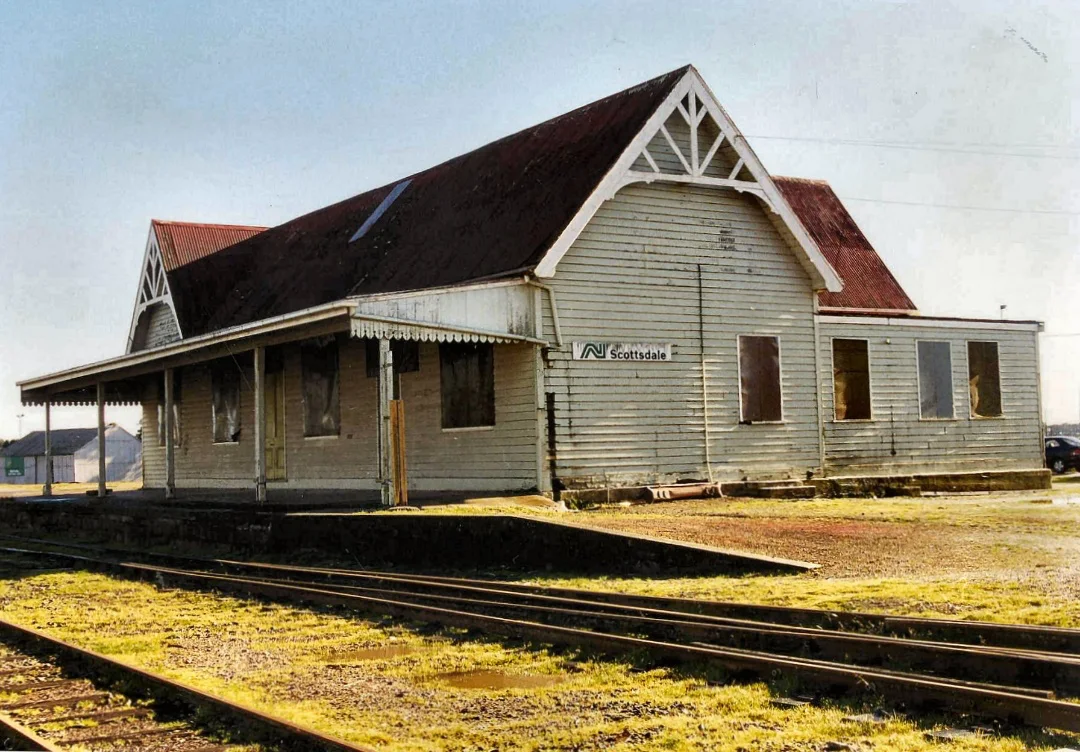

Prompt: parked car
[{"left": 1045, "top": 435, "right": 1080, "bottom": 474}]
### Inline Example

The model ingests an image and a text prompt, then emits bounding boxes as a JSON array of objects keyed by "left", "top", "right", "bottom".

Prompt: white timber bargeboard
[
  {"left": 126, "top": 227, "right": 183, "bottom": 353},
  {"left": 817, "top": 316, "right": 1043, "bottom": 475},
  {"left": 533, "top": 66, "right": 843, "bottom": 294},
  {"left": 541, "top": 182, "right": 823, "bottom": 488}
]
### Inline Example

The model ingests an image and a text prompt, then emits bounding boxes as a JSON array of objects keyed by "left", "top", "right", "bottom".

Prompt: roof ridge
[
  {"left": 269, "top": 65, "right": 696, "bottom": 228},
  {"left": 152, "top": 219, "right": 269, "bottom": 231}
]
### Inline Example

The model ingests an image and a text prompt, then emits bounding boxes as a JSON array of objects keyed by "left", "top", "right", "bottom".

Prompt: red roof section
[
  {"left": 152, "top": 220, "right": 267, "bottom": 272},
  {"left": 774, "top": 177, "right": 917, "bottom": 312}
]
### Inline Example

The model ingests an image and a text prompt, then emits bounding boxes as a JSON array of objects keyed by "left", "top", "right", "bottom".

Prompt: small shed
[{"left": 1, "top": 426, "right": 141, "bottom": 484}]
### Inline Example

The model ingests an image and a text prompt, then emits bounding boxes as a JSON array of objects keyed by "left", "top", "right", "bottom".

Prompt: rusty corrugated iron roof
[
  {"left": 166, "top": 67, "right": 691, "bottom": 337},
  {"left": 774, "top": 177, "right": 917, "bottom": 313},
  {"left": 152, "top": 220, "right": 267, "bottom": 272}
]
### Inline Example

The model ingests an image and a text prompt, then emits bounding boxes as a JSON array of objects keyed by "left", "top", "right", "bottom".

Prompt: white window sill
[
  {"left": 441, "top": 425, "right": 496, "bottom": 433},
  {"left": 212, "top": 441, "right": 240, "bottom": 446},
  {"left": 304, "top": 435, "right": 340, "bottom": 441}
]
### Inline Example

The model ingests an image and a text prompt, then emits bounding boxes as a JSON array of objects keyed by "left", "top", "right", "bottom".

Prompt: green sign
[{"left": 4, "top": 457, "right": 24, "bottom": 478}]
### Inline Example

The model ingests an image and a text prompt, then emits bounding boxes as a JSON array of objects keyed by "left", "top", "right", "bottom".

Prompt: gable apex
[{"left": 533, "top": 67, "right": 844, "bottom": 294}]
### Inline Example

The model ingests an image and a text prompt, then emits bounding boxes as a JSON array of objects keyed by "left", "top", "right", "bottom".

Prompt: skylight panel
[{"left": 349, "top": 179, "right": 412, "bottom": 243}]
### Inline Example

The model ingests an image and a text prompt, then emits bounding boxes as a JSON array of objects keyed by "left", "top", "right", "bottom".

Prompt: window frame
[
  {"left": 210, "top": 363, "right": 242, "bottom": 445},
  {"left": 830, "top": 336, "right": 873, "bottom": 422},
  {"left": 915, "top": 339, "right": 956, "bottom": 421},
  {"left": 967, "top": 340, "right": 1004, "bottom": 419},
  {"left": 300, "top": 337, "right": 342, "bottom": 438},
  {"left": 439, "top": 341, "right": 496, "bottom": 431},
  {"left": 365, "top": 338, "right": 420, "bottom": 378},
  {"left": 156, "top": 370, "right": 182, "bottom": 447},
  {"left": 736, "top": 334, "right": 784, "bottom": 424}
]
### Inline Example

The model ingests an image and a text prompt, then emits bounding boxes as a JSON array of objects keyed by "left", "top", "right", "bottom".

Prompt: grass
[{"left": 0, "top": 567, "right": 1076, "bottom": 751}]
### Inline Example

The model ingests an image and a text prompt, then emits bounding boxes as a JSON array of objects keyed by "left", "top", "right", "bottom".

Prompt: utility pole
[{"left": 15, "top": 414, "right": 24, "bottom": 437}]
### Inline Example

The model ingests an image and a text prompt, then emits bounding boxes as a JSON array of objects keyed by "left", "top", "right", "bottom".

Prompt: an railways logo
[
  {"left": 572, "top": 342, "right": 672, "bottom": 361},
  {"left": 575, "top": 342, "right": 609, "bottom": 360}
]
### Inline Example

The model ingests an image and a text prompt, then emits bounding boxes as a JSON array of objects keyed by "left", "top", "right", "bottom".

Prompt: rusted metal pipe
[{"left": 647, "top": 483, "right": 721, "bottom": 501}]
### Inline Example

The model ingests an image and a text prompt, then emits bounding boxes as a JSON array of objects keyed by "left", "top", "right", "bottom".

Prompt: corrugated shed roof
[
  {"left": 1, "top": 428, "right": 99, "bottom": 457},
  {"left": 774, "top": 177, "right": 917, "bottom": 312},
  {"left": 152, "top": 220, "right": 267, "bottom": 272},
  {"left": 166, "top": 66, "right": 691, "bottom": 337}
]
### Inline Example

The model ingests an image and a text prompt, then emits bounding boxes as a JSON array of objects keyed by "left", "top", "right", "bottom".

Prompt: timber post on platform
[
  {"left": 43, "top": 399, "right": 52, "bottom": 497},
  {"left": 96, "top": 382, "right": 106, "bottom": 498},
  {"left": 163, "top": 368, "right": 175, "bottom": 499},
  {"left": 254, "top": 346, "right": 267, "bottom": 503},
  {"left": 377, "top": 339, "right": 394, "bottom": 506}
]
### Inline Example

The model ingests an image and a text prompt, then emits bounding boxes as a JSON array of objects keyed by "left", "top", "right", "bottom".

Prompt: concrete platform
[{"left": 0, "top": 494, "right": 814, "bottom": 576}]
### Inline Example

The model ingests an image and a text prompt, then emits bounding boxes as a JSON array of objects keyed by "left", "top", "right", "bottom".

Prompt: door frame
[{"left": 265, "top": 367, "right": 287, "bottom": 481}]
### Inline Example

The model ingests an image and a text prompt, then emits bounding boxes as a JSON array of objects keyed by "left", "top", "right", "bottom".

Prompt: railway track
[
  {"left": 0, "top": 578, "right": 374, "bottom": 751},
  {"left": 2, "top": 536, "right": 1080, "bottom": 737}
]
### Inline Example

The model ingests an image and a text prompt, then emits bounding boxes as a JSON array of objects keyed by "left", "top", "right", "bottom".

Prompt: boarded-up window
[
  {"left": 301, "top": 338, "right": 340, "bottom": 437},
  {"left": 156, "top": 370, "right": 182, "bottom": 447},
  {"left": 211, "top": 364, "right": 242, "bottom": 443},
  {"left": 364, "top": 339, "right": 420, "bottom": 378},
  {"left": 917, "top": 340, "right": 954, "bottom": 419},
  {"left": 440, "top": 342, "right": 495, "bottom": 429},
  {"left": 968, "top": 341, "right": 1002, "bottom": 418},
  {"left": 833, "top": 339, "right": 871, "bottom": 420},
  {"left": 738, "top": 335, "right": 782, "bottom": 423}
]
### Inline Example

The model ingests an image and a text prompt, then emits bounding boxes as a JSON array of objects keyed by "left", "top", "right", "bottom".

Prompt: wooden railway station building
[{"left": 16, "top": 66, "right": 1045, "bottom": 502}]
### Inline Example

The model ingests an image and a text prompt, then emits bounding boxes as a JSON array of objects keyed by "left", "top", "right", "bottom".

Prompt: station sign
[
  {"left": 4, "top": 457, "right": 24, "bottom": 478},
  {"left": 572, "top": 342, "right": 672, "bottom": 362}
]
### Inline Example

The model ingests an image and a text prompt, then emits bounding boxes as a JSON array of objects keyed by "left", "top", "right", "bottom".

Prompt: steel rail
[
  {"left": 131, "top": 563, "right": 1080, "bottom": 732},
  {"left": 0, "top": 614, "right": 376, "bottom": 752},
  {"left": 8, "top": 533, "right": 1080, "bottom": 655},
  {"left": 199, "top": 567, "right": 1080, "bottom": 696},
  {"left": 0, "top": 710, "right": 61, "bottom": 751},
  {"left": 7, "top": 542, "right": 1080, "bottom": 686},
  {"left": 15, "top": 547, "right": 1079, "bottom": 734}
]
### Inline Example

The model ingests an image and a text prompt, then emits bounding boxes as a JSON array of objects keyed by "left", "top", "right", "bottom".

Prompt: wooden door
[{"left": 265, "top": 371, "right": 286, "bottom": 480}]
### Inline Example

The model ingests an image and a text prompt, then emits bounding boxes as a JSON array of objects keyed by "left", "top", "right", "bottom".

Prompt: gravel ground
[{"left": 575, "top": 490, "right": 1080, "bottom": 589}]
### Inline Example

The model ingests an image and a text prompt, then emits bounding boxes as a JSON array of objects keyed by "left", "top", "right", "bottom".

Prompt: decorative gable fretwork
[
  {"left": 624, "top": 84, "right": 766, "bottom": 203},
  {"left": 536, "top": 68, "right": 843, "bottom": 292},
  {"left": 126, "top": 235, "right": 182, "bottom": 353}
]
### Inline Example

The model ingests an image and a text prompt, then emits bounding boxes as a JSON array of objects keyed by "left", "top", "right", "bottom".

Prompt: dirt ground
[{"left": 569, "top": 479, "right": 1080, "bottom": 604}]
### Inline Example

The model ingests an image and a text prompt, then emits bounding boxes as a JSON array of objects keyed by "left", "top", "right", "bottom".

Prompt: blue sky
[{"left": 0, "top": 0, "right": 1077, "bottom": 438}]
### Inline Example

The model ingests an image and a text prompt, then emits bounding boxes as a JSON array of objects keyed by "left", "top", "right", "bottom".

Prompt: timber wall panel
[
  {"left": 142, "top": 339, "right": 537, "bottom": 491},
  {"left": 544, "top": 182, "right": 822, "bottom": 487},
  {"left": 818, "top": 318, "right": 1043, "bottom": 475}
]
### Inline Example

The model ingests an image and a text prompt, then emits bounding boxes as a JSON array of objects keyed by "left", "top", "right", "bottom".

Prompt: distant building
[{"left": 1, "top": 426, "right": 141, "bottom": 484}]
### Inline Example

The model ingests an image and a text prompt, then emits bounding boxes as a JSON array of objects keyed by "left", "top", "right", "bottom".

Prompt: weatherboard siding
[
  {"left": 543, "top": 182, "right": 823, "bottom": 487},
  {"left": 141, "top": 339, "right": 537, "bottom": 491},
  {"left": 145, "top": 303, "right": 181, "bottom": 350},
  {"left": 817, "top": 317, "right": 1043, "bottom": 475}
]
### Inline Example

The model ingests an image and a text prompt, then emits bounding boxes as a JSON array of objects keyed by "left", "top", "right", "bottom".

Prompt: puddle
[
  {"left": 327, "top": 645, "right": 417, "bottom": 661},
  {"left": 435, "top": 669, "right": 564, "bottom": 690}
]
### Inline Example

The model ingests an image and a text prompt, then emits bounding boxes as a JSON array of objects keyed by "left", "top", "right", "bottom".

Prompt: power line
[
  {"left": 745, "top": 134, "right": 1080, "bottom": 160},
  {"left": 838, "top": 195, "right": 1080, "bottom": 216}
]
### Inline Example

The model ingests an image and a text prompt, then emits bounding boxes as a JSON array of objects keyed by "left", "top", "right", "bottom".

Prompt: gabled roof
[
  {"left": 152, "top": 220, "right": 267, "bottom": 272},
  {"left": 774, "top": 177, "right": 917, "bottom": 312},
  {"left": 156, "top": 68, "right": 913, "bottom": 338},
  {"left": 1, "top": 428, "right": 99, "bottom": 457},
  {"left": 167, "top": 67, "right": 692, "bottom": 337}
]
